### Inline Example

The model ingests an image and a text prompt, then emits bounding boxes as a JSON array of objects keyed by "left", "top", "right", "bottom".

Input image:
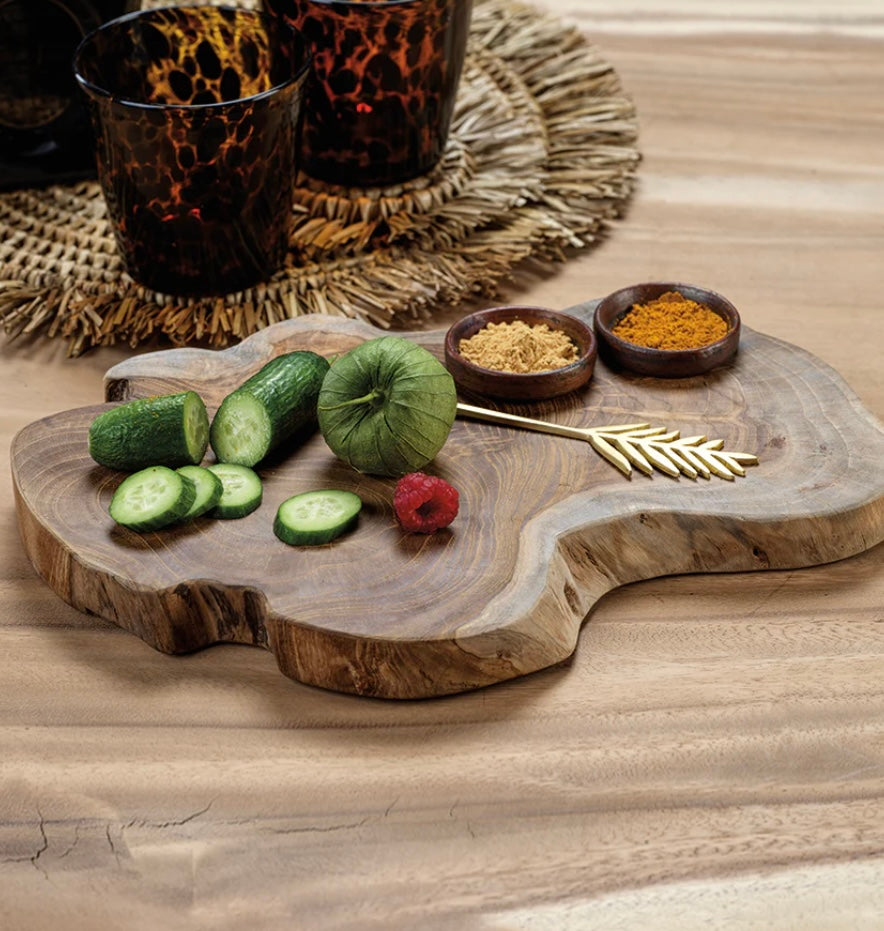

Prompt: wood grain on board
[{"left": 12, "top": 310, "right": 884, "bottom": 697}]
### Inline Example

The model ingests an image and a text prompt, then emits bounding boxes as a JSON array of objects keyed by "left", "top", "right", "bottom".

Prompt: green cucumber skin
[
  {"left": 210, "top": 351, "right": 330, "bottom": 467},
  {"left": 273, "top": 511, "right": 359, "bottom": 546},
  {"left": 89, "top": 391, "right": 209, "bottom": 471},
  {"left": 109, "top": 467, "right": 196, "bottom": 532}
]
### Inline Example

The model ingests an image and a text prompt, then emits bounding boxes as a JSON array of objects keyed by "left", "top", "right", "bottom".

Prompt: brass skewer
[{"left": 455, "top": 402, "right": 758, "bottom": 480}]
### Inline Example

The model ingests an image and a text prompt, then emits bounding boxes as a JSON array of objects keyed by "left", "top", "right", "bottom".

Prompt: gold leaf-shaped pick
[{"left": 456, "top": 403, "right": 759, "bottom": 481}]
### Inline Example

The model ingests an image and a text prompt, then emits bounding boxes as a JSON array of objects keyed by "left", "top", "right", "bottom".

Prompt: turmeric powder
[
  {"left": 612, "top": 291, "right": 727, "bottom": 351},
  {"left": 458, "top": 320, "right": 579, "bottom": 373}
]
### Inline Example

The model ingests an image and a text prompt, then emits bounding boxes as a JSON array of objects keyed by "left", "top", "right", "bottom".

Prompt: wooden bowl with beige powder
[{"left": 444, "top": 306, "right": 597, "bottom": 400}]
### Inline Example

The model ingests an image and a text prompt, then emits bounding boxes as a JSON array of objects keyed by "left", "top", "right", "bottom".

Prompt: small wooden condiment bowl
[
  {"left": 594, "top": 282, "right": 741, "bottom": 378},
  {"left": 444, "top": 306, "right": 597, "bottom": 401}
]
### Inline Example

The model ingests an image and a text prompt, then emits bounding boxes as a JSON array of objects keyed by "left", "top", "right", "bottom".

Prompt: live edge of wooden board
[{"left": 11, "top": 301, "right": 884, "bottom": 699}]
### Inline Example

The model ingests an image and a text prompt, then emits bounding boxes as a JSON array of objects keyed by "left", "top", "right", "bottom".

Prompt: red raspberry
[{"left": 393, "top": 472, "right": 459, "bottom": 533}]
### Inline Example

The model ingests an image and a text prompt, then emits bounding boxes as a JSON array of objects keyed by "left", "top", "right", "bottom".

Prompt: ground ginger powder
[
  {"left": 613, "top": 290, "right": 727, "bottom": 351},
  {"left": 458, "top": 320, "right": 579, "bottom": 373}
]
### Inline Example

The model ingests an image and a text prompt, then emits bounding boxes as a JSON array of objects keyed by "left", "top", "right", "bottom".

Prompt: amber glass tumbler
[
  {"left": 263, "top": 0, "right": 473, "bottom": 187},
  {"left": 74, "top": 6, "right": 310, "bottom": 296}
]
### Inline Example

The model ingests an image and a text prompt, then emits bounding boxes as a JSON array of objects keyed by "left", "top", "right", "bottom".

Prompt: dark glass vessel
[
  {"left": 263, "top": 0, "right": 473, "bottom": 187},
  {"left": 74, "top": 6, "right": 311, "bottom": 296},
  {"left": 0, "top": 0, "right": 136, "bottom": 189}
]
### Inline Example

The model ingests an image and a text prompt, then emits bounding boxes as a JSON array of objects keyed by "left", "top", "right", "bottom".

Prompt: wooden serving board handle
[{"left": 11, "top": 306, "right": 884, "bottom": 698}]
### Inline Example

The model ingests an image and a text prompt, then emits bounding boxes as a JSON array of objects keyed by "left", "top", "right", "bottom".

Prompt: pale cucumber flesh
[
  {"left": 109, "top": 466, "right": 196, "bottom": 532},
  {"left": 210, "top": 394, "right": 272, "bottom": 467},
  {"left": 274, "top": 490, "right": 362, "bottom": 545},
  {"left": 184, "top": 392, "right": 211, "bottom": 464},
  {"left": 207, "top": 463, "right": 263, "bottom": 519}
]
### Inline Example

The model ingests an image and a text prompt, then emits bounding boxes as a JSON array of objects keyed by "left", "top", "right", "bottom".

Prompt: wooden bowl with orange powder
[
  {"left": 444, "top": 306, "right": 597, "bottom": 400},
  {"left": 593, "top": 282, "right": 741, "bottom": 378}
]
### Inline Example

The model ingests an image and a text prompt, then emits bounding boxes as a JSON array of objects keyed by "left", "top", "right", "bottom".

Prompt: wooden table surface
[{"left": 2, "top": 1, "right": 882, "bottom": 927}]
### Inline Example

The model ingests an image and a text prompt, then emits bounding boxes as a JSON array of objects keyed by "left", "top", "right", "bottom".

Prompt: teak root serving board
[{"left": 12, "top": 304, "right": 884, "bottom": 698}]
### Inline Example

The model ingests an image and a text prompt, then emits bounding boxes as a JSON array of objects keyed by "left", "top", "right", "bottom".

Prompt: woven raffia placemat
[{"left": 0, "top": 0, "right": 639, "bottom": 355}]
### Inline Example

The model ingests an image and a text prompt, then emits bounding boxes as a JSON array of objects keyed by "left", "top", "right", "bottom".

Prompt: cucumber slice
[
  {"left": 207, "top": 463, "right": 263, "bottom": 519},
  {"left": 273, "top": 489, "right": 362, "bottom": 546},
  {"left": 176, "top": 465, "right": 223, "bottom": 521},
  {"left": 210, "top": 351, "right": 330, "bottom": 467},
  {"left": 89, "top": 391, "right": 209, "bottom": 471},
  {"left": 109, "top": 466, "right": 196, "bottom": 532}
]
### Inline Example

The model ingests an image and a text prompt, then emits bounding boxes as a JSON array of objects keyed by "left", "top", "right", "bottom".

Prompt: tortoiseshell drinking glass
[
  {"left": 74, "top": 6, "right": 310, "bottom": 296},
  {"left": 263, "top": 0, "right": 473, "bottom": 187}
]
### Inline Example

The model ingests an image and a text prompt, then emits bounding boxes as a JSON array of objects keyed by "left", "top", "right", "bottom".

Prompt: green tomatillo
[{"left": 317, "top": 337, "right": 457, "bottom": 477}]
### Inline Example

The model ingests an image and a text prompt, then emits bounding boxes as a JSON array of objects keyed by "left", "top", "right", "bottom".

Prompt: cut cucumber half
[
  {"left": 273, "top": 489, "right": 362, "bottom": 546},
  {"left": 176, "top": 465, "right": 223, "bottom": 521},
  {"left": 207, "top": 463, "right": 263, "bottom": 519},
  {"left": 89, "top": 391, "right": 209, "bottom": 471},
  {"left": 210, "top": 351, "right": 330, "bottom": 467},
  {"left": 109, "top": 466, "right": 196, "bottom": 532}
]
